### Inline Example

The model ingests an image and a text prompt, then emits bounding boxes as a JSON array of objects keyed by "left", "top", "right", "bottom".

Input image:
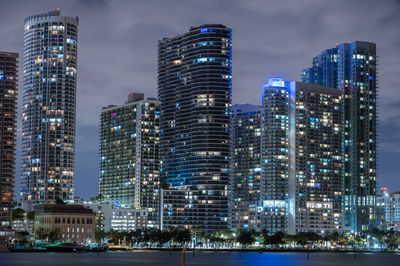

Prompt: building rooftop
[
  {"left": 232, "top": 104, "right": 262, "bottom": 115},
  {"left": 101, "top": 92, "right": 159, "bottom": 111},
  {"left": 296, "top": 82, "right": 342, "bottom": 96},
  {"left": 0, "top": 52, "right": 19, "bottom": 58},
  {"left": 34, "top": 204, "right": 95, "bottom": 214},
  {"left": 24, "top": 9, "right": 79, "bottom": 25}
]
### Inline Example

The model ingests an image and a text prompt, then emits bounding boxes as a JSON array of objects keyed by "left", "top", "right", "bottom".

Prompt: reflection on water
[{"left": 1, "top": 251, "right": 399, "bottom": 266}]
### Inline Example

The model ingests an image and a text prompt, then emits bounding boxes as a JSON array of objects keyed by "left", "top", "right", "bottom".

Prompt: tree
[
  {"left": 90, "top": 194, "right": 104, "bottom": 203},
  {"left": 147, "top": 229, "right": 171, "bottom": 247},
  {"left": 383, "top": 230, "right": 399, "bottom": 250},
  {"left": 211, "top": 229, "right": 234, "bottom": 246},
  {"left": 12, "top": 208, "right": 25, "bottom": 221},
  {"left": 158, "top": 230, "right": 172, "bottom": 247},
  {"left": 328, "top": 232, "right": 340, "bottom": 243},
  {"left": 263, "top": 231, "right": 284, "bottom": 248},
  {"left": 294, "top": 232, "right": 321, "bottom": 248},
  {"left": 35, "top": 227, "right": 49, "bottom": 240},
  {"left": 48, "top": 230, "right": 59, "bottom": 243},
  {"left": 236, "top": 230, "right": 255, "bottom": 249},
  {"left": 95, "top": 229, "right": 107, "bottom": 243},
  {"left": 261, "top": 229, "right": 269, "bottom": 247},
  {"left": 176, "top": 229, "right": 192, "bottom": 246},
  {"left": 130, "top": 229, "right": 144, "bottom": 246},
  {"left": 168, "top": 227, "right": 179, "bottom": 245},
  {"left": 369, "top": 227, "right": 385, "bottom": 244},
  {"left": 284, "top": 234, "right": 297, "bottom": 246},
  {"left": 73, "top": 197, "right": 81, "bottom": 203},
  {"left": 269, "top": 231, "right": 285, "bottom": 247},
  {"left": 209, "top": 235, "right": 225, "bottom": 246},
  {"left": 27, "top": 211, "right": 35, "bottom": 220},
  {"left": 55, "top": 198, "right": 66, "bottom": 204},
  {"left": 16, "top": 231, "right": 30, "bottom": 246},
  {"left": 109, "top": 230, "right": 122, "bottom": 244},
  {"left": 142, "top": 229, "right": 157, "bottom": 247},
  {"left": 192, "top": 228, "right": 207, "bottom": 246}
]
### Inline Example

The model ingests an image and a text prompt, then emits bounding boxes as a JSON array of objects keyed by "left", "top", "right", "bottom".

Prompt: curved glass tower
[
  {"left": 158, "top": 25, "right": 232, "bottom": 231},
  {"left": 21, "top": 10, "right": 78, "bottom": 203}
]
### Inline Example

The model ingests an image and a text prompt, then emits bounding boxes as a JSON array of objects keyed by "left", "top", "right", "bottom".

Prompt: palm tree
[
  {"left": 95, "top": 229, "right": 106, "bottom": 243},
  {"left": 48, "top": 230, "right": 59, "bottom": 243},
  {"left": 236, "top": 230, "right": 255, "bottom": 249}
]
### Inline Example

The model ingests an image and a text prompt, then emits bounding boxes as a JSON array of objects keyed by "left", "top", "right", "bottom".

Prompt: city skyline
[{"left": 0, "top": 0, "right": 399, "bottom": 199}]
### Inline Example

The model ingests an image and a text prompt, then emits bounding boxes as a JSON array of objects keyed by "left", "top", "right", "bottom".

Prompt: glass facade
[
  {"left": 99, "top": 94, "right": 160, "bottom": 227},
  {"left": 230, "top": 104, "right": 263, "bottom": 229},
  {"left": 21, "top": 10, "right": 79, "bottom": 203},
  {"left": 302, "top": 41, "right": 377, "bottom": 232},
  {"left": 294, "top": 83, "right": 343, "bottom": 233},
  {"left": 158, "top": 24, "right": 232, "bottom": 232},
  {"left": 262, "top": 79, "right": 343, "bottom": 234},
  {"left": 0, "top": 52, "right": 18, "bottom": 237},
  {"left": 261, "top": 78, "right": 291, "bottom": 233}
]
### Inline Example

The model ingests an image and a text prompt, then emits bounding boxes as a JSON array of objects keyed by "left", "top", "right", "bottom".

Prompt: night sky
[{"left": 0, "top": 0, "right": 399, "bottom": 199}]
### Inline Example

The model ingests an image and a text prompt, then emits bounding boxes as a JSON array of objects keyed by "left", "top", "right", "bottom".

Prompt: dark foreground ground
[{"left": 1, "top": 251, "right": 400, "bottom": 266}]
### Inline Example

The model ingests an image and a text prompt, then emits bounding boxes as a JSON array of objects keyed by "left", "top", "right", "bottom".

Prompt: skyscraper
[
  {"left": 158, "top": 25, "right": 232, "bottom": 231},
  {"left": 262, "top": 78, "right": 343, "bottom": 234},
  {"left": 21, "top": 10, "right": 79, "bottom": 203},
  {"left": 302, "top": 41, "right": 377, "bottom": 232},
  {"left": 230, "top": 104, "right": 263, "bottom": 206},
  {"left": 0, "top": 52, "right": 18, "bottom": 242},
  {"left": 230, "top": 104, "right": 262, "bottom": 229},
  {"left": 99, "top": 93, "right": 160, "bottom": 227}
]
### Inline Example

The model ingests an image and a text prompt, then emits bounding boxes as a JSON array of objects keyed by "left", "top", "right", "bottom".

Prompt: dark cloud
[{"left": 0, "top": 0, "right": 399, "bottom": 199}]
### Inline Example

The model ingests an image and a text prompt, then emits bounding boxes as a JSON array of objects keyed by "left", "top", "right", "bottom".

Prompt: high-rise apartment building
[
  {"left": 99, "top": 93, "right": 160, "bottom": 227},
  {"left": 0, "top": 52, "right": 18, "bottom": 242},
  {"left": 158, "top": 25, "right": 232, "bottom": 231},
  {"left": 262, "top": 78, "right": 343, "bottom": 234},
  {"left": 230, "top": 104, "right": 262, "bottom": 229},
  {"left": 21, "top": 10, "right": 79, "bottom": 203},
  {"left": 302, "top": 41, "right": 377, "bottom": 231},
  {"left": 230, "top": 104, "right": 263, "bottom": 206}
]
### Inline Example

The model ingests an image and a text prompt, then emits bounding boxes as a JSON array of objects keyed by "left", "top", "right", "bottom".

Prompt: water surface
[{"left": 1, "top": 251, "right": 398, "bottom": 266}]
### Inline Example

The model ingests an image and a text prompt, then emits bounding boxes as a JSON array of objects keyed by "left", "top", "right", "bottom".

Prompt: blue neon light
[
  {"left": 267, "top": 77, "right": 285, "bottom": 88},
  {"left": 200, "top": 28, "right": 208, "bottom": 33}
]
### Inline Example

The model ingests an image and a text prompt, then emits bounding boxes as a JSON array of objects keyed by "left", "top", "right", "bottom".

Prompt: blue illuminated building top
[
  {"left": 265, "top": 77, "right": 286, "bottom": 88},
  {"left": 262, "top": 77, "right": 292, "bottom": 105}
]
